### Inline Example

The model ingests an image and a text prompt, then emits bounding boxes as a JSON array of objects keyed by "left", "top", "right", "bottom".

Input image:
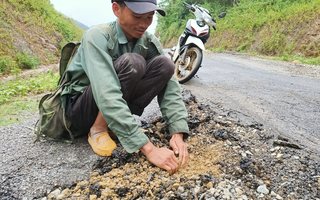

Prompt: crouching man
[{"left": 61, "top": 0, "right": 189, "bottom": 174}]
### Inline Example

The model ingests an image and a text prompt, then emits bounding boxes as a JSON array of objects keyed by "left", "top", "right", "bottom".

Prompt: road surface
[{"left": 167, "top": 50, "right": 320, "bottom": 155}]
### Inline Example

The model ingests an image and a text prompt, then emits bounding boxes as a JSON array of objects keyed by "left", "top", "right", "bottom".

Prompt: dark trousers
[{"left": 66, "top": 53, "right": 175, "bottom": 133}]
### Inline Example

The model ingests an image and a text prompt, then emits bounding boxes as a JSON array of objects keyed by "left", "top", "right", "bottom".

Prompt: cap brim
[{"left": 124, "top": 1, "right": 166, "bottom": 16}]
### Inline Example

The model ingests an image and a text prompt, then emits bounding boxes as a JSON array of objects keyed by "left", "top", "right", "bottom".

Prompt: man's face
[{"left": 113, "top": 3, "right": 154, "bottom": 42}]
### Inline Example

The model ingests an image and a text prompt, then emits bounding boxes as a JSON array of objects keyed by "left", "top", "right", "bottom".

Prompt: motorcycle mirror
[{"left": 218, "top": 12, "right": 226, "bottom": 18}]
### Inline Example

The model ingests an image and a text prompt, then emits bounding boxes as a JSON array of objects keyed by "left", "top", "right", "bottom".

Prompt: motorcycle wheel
[{"left": 174, "top": 46, "right": 203, "bottom": 84}]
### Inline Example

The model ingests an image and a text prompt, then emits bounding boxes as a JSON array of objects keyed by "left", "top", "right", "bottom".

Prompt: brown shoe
[{"left": 88, "top": 132, "right": 117, "bottom": 157}]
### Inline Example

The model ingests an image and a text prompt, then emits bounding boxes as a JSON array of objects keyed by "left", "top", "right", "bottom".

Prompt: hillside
[
  {"left": 72, "top": 19, "right": 89, "bottom": 30},
  {"left": 157, "top": 0, "right": 320, "bottom": 65},
  {"left": 0, "top": 0, "right": 85, "bottom": 75}
]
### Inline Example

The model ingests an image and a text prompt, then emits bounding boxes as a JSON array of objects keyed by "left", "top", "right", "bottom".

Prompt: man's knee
[
  {"left": 152, "top": 55, "right": 175, "bottom": 78},
  {"left": 115, "top": 53, "right": 146, "bottom": 77}
]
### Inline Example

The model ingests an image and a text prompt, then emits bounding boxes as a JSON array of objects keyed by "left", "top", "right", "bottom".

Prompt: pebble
[
  {"left": 47, "top": 189, "right": 60, "bottom": 199},
  {"left": 207, "top": 182, "right": 214, "bottom": 188},
  {"left": 172, "top": 183, "right": 179, "bottom": 190},
  {"left": 190, "top": 175, "right": 200, "bottom": 180},
  {"left": 245, "top": 150, "right": 253, "bottom": 155},
  {"left": 208, "top": 188, "right": 216, "bottom": 194},
  {"left": 177, "top": 186, "right": 184, "bottom": 193},
  {"left": 57, "top": 193, "right": 68, "bottom": 199},
  {"left": 293, "top": 156, "right": 300, "bottom": 159},
  {"left": 276, "top": 194, "right": 284, "bottom": 200},
  {"left": 235, "top": 187, "right": 244, "bottom": 195},
  {"left": 194, "top": 186, "right": 201, "bottom": 195},
  {"left": 271, "top": 191, "right": 277, "bottom": 197},
  {"left": 222, "top": 188, "right": 232, "bottom": 199},
  {"left": 276, "top": 154, "right": 284, "bottom": 159},
  {"left": 181, "top": 192, "right": 188, "bottom": 199},
  {"left": 257, "top": 184, "right": 269, "bottom": 194},
  {"left": 241, "top": 195, "right": 248, "bottom": 200},
  {"left": 292, "top": 60, "right": 301, "bottom": 64}
]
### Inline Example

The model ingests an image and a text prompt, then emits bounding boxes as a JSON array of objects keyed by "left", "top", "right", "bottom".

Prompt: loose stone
[
  {"left": 47, "top": 189, "right": 61, "bottom": 199},
  {"left": 190, "top": 175, "right": 200, "bottom": 180},
  {"left": 207, "top": 182, "right": 214, "bottom": 188},
  {"left": 177, "top": 186, "right": 184, "bottom": 193},
  {"left": 276, "top": 154, "right": 284, "bottom": 159},
  {"left": 257, "top": 184, "right": 269, "bottom": 194},
  {"left": 276, "top": 194, "right": 284, "bottom": 200},
  {"left": 172, "top": 183, "right": 179, "bottom": 190},
  {"left": 271, "top": 191, "right": 277, "bottom": 197},
  {"left": 222, "top": 188, "right": 232, "bottom": 199},
  {"left": 235, "top": 187, "right": 244, "bottom": 195}
]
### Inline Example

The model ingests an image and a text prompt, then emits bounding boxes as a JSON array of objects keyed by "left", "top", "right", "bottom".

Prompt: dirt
[
  {"left": 0, "top": 64, "right": 58, "bottom": 81},
  {"left": 44, "top": 90, "right": 320, "bottom": 200}
]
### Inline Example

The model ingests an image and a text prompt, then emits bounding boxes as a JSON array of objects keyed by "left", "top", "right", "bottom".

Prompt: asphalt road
[{"left": 166, "top": 50, "right": 320, "bottom": 155}]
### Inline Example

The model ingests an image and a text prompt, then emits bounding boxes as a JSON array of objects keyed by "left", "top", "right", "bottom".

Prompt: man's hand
[
  {"left": 140, "top": 142, "right": 179, "bottom": 174},
  {"left": 170, "top": 133, "right": 189, "bottom": 167}
]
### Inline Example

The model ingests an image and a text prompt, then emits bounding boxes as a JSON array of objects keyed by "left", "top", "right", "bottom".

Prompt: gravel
[{"left": 1, "top": 89, "right": 319, "bottom": 200}]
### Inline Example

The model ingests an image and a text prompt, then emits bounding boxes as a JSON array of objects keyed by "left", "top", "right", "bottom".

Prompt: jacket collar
[{"left": 115, "top": 19, "right": 147, "bottom": 49}]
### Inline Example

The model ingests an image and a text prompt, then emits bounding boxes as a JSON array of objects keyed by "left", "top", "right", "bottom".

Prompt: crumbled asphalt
[{"left": 1, "top": 89, "right": 319, "bottom": 200}]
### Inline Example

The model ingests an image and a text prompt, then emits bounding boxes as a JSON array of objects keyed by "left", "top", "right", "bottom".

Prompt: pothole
[{"left": 45, "top": 90, "right": 320, "bottom": 200}]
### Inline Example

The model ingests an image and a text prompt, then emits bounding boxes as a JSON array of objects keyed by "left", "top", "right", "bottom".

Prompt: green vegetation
[
  {"left": 0, "top": 0, "right": 85, "bottom": 126},
  {"left": 0, "top": 0, "right": 85, "bottom": 74},
  {"left": 157, "top": 0, "right": 320, "bottom": 65},
  {"left": 0, "top": 71, "right": 59, "bottom": 126},
  {"left": 16, "top": 51, "right": 41, "bottom": 69}
]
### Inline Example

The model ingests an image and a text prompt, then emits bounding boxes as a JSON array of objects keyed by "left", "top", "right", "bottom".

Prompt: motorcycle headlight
[
  {"left": 204, "top": 17, "right": 210, "bottom": 24},
  {"left": 203, "top": 13, "right": 212, "bottom": 24}
]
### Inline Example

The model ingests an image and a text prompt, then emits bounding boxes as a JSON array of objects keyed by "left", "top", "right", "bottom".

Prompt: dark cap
[{"left": 112, "top": 0, "right": 166, "bottom": 16}]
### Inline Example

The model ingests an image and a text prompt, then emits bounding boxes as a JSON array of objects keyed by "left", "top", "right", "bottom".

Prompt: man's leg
[
  {"left": 128, "top": 55, "right": 175, "bottom": 112},
  {"left": 66, "top": 53, "right": 146, "bottom": 156},
  {"left": 89, "top": 53, "right": 146, "bottom": 139}
]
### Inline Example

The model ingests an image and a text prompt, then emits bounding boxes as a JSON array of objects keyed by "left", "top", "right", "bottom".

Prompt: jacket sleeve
[
  {"left": 79, "top": 26, "right": 149, "bottom": 153},
  {"left": 146, "top": 34, "right": 190, "bottom": 138},
  {"left": 157, "top": 75, "right": 190, "bottom": 139}
]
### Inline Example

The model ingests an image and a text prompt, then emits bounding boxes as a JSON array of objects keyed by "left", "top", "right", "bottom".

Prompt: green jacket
[{"left": 61, "top": 19, "right": 189, "bottom": 153}]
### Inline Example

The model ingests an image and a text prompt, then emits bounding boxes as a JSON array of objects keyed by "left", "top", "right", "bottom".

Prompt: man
[{"left": 61, "top": 0, "right": 189, "bottom": 174}]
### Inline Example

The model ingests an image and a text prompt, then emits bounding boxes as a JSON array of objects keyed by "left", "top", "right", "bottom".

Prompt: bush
[
  {"left": 15, "top": 51, "right": 41, "bottom": 69},
  {"left": 0, "top": 56, "right": 17, "bottom": 74}
]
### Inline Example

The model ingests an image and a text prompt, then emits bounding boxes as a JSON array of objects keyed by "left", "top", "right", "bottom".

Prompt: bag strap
[
  {"left": 99, "top": 24, "right": 115, "bottom": 58},
  {"left": 58, "top": 42, "right": 81, "bottom": 86}
]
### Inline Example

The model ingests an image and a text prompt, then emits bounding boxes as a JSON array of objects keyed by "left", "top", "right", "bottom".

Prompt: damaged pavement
[{"left": 0, "top": 89, "right": 319, "bottom": 199}]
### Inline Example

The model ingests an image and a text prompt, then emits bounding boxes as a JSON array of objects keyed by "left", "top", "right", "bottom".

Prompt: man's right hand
[{"left": 140, "top": 141, "right": 179, "bottom": 174}]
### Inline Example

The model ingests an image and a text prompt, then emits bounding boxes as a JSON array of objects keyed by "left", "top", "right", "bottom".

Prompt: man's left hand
[{"left": 169, "top": 133, "right": 189, "bottom": 167}]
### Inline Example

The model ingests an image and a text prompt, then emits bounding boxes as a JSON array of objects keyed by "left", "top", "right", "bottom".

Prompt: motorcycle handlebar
[
  {"left": 183, "top": 2, "right": 196, "bottom": 11},
  {"left": 183, "top": 2, "right": 191, "bottom": 7}
]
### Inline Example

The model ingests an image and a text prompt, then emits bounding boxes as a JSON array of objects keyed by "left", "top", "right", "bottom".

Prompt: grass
[
  {"left": 0, "top": 71, "right": 59, "bottom": 126},
  {"left": 0, "top": 0, "right": 85, "bottom": 75},
  {"left": 157, "top": 0, "right": 320, "bottom": 62},
  {"left": 0, "top": 99, "right": 38, "bottom": 126}
]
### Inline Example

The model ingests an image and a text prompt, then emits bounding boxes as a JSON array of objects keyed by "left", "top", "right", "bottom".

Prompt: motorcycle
[{"left": 169, "top": 2, "right": 226, "bottom": 84}]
